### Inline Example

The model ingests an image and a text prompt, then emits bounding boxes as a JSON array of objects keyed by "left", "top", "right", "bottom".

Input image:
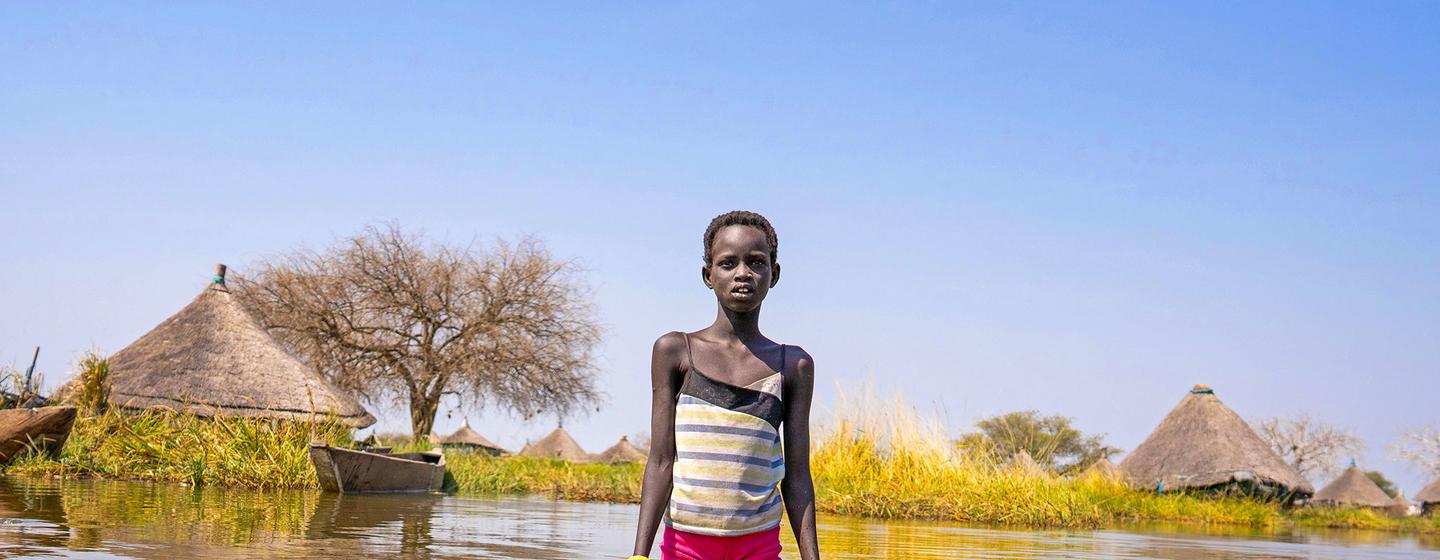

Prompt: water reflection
[
  {"left": 1, "top": 476, "right": 1437, "bottom": 559},
  {"left": 803, "top": 515, "right": 1440, "bottom": 559}
]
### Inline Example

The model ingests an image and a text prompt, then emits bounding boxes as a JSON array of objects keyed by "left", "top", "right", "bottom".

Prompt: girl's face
[{"left": 703, "top": 225, "right": 779, "bottom": 312}]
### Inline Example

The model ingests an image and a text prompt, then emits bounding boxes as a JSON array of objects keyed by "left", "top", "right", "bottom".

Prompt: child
[{"left": 631, "top": 211, "right": 820, "bottom": 560}]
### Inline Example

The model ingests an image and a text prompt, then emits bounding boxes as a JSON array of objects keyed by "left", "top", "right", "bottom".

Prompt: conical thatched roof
[
  {"left": 596, "top": 436, "right": 647, "bottom": 463},
  {"left": 1392, "top": 490, "right": 1413, "bottom": 514},
  {"left": 1119, "top": 385, "right": 1312, "bottom": 495},
  {"left": 1082, "top": 457, "right": 1123, "bottom": 479},
  {"left": 520, "top": 427, "right": 590, "bottom": 462},
  {"left": 1311, "top": 466, "right": 1395, "bottom": 508},
  {"left": 102, "top": 267, "right": 374, "bottom": 427},
  {"left": 1416, "top": 477, "right": 1440, "bottom": 505},
  {"left": 438, "top": 419, "right": 506, "bottom": 454},
  {"left": 1005, "top": 450, "right": 1046, "bottom": 476}
]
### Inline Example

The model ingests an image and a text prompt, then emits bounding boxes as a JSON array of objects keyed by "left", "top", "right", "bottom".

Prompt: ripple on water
[{"left": 1, "top": 477, "right": 1437, "bottom": 559}]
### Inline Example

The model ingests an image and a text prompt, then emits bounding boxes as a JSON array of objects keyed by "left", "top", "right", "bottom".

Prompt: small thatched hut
[
  {"left": 1005, "top": 450, "right": 1047, "bottom": 476},
  {"left": 1417, "top": 477, "right": 1440, "bottom": 516},
  {"left": 1119, "top": 385, "right": 1312, "bottom": 500},
  {"left": 1391, "top": 489, "right": 1415, "bottom": 517},
  {"left": 520, "top": 427, "right": 590, "bottom": 462},
  {"left": 98, "top": 265, "right": 374, "bottom": 427},
  {"left": 1082, "top": 457, "right": 1123, "bottom": 480},
  {"left": 1310, "top": 465, "right": 1395, "bottom": 509},
  {"left": 437, "top": 419, "right": 507, "bottom": 456},
  {"left": 596, "top": 436, "right": 647, "bottom": 463}
]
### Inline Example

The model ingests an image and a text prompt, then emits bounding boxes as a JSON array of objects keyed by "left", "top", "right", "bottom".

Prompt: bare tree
[
  {"left": 1391, "top": 425, "right": 1440, "bottom": 478},
  {"left": 232, "top": 224, "right": 603, "bottom": 439},
  {"left": 1255, "top": 415, "right": 1364, "bottom": 482}
]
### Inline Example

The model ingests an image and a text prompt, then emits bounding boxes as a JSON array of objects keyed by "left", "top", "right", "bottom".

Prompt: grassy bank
[
  {"left": 5, "top": 406, "right": 1437, "bottom": 534},
  {"left": 6, "top": 409, "right": 353, "bottom": 488}
]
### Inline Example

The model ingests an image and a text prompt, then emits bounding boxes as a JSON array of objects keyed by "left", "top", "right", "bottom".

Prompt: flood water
[{"left": 1, "top": 476, "right": 1437, "bottom": 559}]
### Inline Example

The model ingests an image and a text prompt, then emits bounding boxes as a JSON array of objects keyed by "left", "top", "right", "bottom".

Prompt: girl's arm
[
  {"left": 632, "top": 332, "right": 685, "bottom": 558},
  {"left": 781, "top": 349, "right": 820, "bottom": 560}
]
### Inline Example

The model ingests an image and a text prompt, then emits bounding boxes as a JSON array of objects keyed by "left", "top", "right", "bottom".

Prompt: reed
[
  {"left": 446, "top": 453, "right": 642, "bottom": 502},
  {"left": 806, "top": 385, "right": 1278, "bottom": 527},
  {"left": 71, "top": 350, "right": 111, "bottom": 414},
  {"left": 372, "top": 437, "right": 643, "bottom": 501},
  {"left": 5, "top": 409, "right": 353, "bottom": 488}
]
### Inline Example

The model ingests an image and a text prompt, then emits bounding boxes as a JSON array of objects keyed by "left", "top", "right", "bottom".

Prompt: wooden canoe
[
  {"left": 309, "top": 443, "right": 445, "bottom": 494},
  {"left": 0, "top": 405, "right": 78, "bottom": 465}
]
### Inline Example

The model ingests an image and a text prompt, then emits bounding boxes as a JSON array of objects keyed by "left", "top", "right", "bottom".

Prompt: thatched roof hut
[
  {"left": 1391, "top": 489, "right": 1414, "bottom": 516},
  {"left": 1417, "top": 477, "right": 1440, "bottom": 515},
  {"left": 1082, "top": 457, "right": 1123, "bottom": 480},
  {"left": 519, "top": 427, "right": 590, "bottom": 462},
  {"left": 437, "top": 419, "right": 507, "bottom": 456},
  {"left": 100, "top": 265, "right": 374, "bottom": 427},
  {"left": 1119, "top": 385, "right": 1312, "bottom": 498},
  {"left": 1005, "top": 450, "right": 1047, "bottom": 476},
  {"left": 1311, "top": 465, "right": 1395, "bottom": 508},
  {"left": 596, "top": 436, "right": 647, "bottom": 463}
]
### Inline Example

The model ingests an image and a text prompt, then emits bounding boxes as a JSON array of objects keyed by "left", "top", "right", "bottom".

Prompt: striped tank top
[{"left": 666, "top": 333, "right": 787, "bottom": 536}]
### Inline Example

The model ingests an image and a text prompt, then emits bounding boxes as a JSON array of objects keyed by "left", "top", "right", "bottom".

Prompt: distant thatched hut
[
  {"left": 596, "top": 436, "right": 647, "bottom": 463},
  {"left": 436, "top": 419, "right": 507, "bottom": 456},
  {"left": 1391, "top": 489, "right": 1415, "bottom": 517},
  {"left": 1418, "top": 477, "right": 1440, "bottom": 516},
  {"left": 1310, "top": 465, "right": 1395, "bottom": 509},
  {"left": 520, "top": 427, "right": 590, "bottom": 462},
  {"left": 1005, "top": 450, "right": 1047, "bottom": 476},
  {"left": 1119, "top": 385, "right": 1312, "bottom": 500},
  {"left": 1082, "top": 457, "right": 1123, "bottom": 480},
  {"left": 97, "top": 265, "right": 374, "bottom": 427}
]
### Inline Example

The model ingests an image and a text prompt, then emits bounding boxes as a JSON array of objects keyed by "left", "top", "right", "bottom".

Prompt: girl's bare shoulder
[
  {"left": 780, "top": 343, "right": 815, "bottom": 380},
  {"left": 651, "top": 331, "right": 689, "bottom": 363}
]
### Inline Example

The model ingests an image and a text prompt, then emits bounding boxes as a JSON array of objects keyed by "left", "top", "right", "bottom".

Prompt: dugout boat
[
  {"left": 0, "top": 405, "right": 78, "bottom": 465},
  {"left": 309, "top": 443, "right": 446, "bottom": 494}
]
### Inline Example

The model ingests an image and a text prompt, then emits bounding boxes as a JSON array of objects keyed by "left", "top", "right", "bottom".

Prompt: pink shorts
[{"left": 661, "top": 525, "right": 782, "bottom": 560}]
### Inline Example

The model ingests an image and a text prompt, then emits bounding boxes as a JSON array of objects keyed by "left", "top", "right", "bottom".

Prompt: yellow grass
[{"left": 807, "top": 384, "right": 1279, "bottom": 528}]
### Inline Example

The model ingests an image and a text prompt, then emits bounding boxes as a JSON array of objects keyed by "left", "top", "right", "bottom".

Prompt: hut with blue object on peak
[
  {"left": 77, "top": 264, "right": 375, "bottom": 427},
  {"left": 1310, "top": 462, "right": 1395, "bottom": 510}
]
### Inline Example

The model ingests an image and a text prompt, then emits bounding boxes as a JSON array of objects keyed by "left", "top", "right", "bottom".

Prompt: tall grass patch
[
  {"left": 814, "top": 384, "right": 1281, "bottom": 529},
  {"left": 5, "top": 409, "right": 352, "bottom": 488}
]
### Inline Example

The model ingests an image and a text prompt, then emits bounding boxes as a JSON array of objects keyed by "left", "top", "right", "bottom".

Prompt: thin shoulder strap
[
  {"left": 778, "top": 344, "right": 788, "bottom": 373},
  {"left": 682, "top": 332, "right": 694, "bottom": 371}
]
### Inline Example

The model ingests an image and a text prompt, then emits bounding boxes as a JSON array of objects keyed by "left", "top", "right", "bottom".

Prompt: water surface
[{"left": 1, "top": 477, "right": 1436, "bottom": 559}]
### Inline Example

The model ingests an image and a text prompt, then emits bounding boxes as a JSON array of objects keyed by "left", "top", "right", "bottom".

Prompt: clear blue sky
[{"left": 3, "top": 3, "right": 1437, "bottom": 492}]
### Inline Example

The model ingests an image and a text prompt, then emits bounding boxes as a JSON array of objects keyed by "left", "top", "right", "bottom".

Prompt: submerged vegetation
[{"left": 4, "top": 387, "right": 1437, "bottom": 535}]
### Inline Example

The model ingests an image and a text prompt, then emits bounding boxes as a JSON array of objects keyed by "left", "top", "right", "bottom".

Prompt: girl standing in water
[{"left": 630, "top": 211, "right": 820, "bottom": 560}]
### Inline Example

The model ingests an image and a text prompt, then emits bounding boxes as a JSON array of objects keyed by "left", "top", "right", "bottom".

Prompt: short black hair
[{"left": 703, "top": 210, "right": 778, "bottom": 265}]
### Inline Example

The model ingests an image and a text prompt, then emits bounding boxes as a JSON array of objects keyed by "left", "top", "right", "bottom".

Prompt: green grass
[
  {"left": 5, "top": 409, "right": 353, "bottom": 488},
  {"left": 446, "top": 453, "right": 643, "bottom": 502},
  {"left": 5, "top": 404, "right": 1436, "bottom": 535}
]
